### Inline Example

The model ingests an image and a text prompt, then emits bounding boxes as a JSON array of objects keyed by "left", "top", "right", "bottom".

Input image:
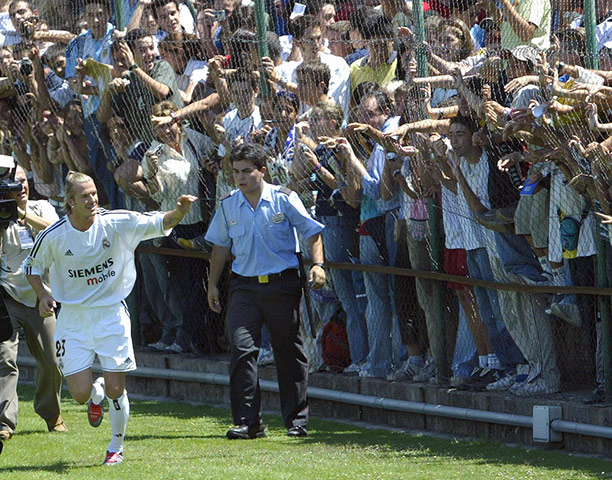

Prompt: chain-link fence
[{"left": 2, "top": 0, "right": 612, "bottom": 402}]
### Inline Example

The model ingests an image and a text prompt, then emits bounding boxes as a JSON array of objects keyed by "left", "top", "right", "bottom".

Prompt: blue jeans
[
  {"left": 466, "top": 248, "right": 525, "bottom": 371},
  {"left": 360, "top": 210, "right": 405, "bottom": 377},
  {"left": 84, "top": 115, "right": 123, "bottom": 209},
  {"left": 138, "top": 247, "right": 181, "bottom": 344},
  {"left": 494, "top": 231, "right": 545, "bottom": 282},
  {"left": 452, "top": 299, "right": 477, "bottom": 379},
  {"left": 320, "top": 215, "right": 368, "bottom": 364}
]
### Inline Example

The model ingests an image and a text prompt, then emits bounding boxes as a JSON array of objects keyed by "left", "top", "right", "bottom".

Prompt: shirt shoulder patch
[
  {"left": 221, "top": 189, "right": 239, "bottom": 201},
  {"left": 278, "top": 186, "right": 293, "bottom": 196}
]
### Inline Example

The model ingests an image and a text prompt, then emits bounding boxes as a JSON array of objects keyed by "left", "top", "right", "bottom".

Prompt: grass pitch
[{"left": 1, "top": 384, "right": 612, "bottom": 479}]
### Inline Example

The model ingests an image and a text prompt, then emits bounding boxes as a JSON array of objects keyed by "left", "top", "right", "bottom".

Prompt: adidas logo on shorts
[{"left": 65, "top": 250, "right": 74, "bottom": 256}]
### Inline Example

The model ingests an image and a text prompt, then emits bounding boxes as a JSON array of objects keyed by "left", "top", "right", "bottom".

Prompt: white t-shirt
[
  {"left": 275, "top": 52, "right": 351, "bottom": 118},
  {"left": 217, "top": 106, "right": 262, "bottom": 158},
  {"left": 178, "top": 59, "right": 208, "bottom": 92},
  {"left": 142, "top": 128, "right": 206, "bottom": 225},
  {"left": 441, "top": 185, "right": 465, "bottom": 250},
  {"left": 454, "top": 152, "right": 490, "bottom": 252},
  {"left": 215, "top": 106, "right": 262, "bottom": 204},
  {"left": 1, "top": 200, "right": 59, "bottom": 307},
  {"left": 23, "top": 210, "right": 170, "bottom": 307}
]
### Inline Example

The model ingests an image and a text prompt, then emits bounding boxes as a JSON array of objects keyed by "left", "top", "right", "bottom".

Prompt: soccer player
[{"left": 24, "top": 171, "right": 198, "bottom": 465}]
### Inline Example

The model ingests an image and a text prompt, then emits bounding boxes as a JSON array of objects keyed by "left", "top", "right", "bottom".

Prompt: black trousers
[{"left": 226, "top": 270, "right": 308, "bottom": 429}]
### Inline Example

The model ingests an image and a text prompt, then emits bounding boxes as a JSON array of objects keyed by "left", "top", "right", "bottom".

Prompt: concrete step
[{"left": 17, "top": 346, "right": 612, "bottom": 456}]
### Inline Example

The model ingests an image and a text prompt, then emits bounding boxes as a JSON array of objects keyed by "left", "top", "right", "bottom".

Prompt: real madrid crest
[{"left": 102, "top": 238, "right": 111, "bottom": 250}]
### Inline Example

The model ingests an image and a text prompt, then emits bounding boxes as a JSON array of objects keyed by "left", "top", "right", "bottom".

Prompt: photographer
[
  {"left": 0, "top": 158, "right": 65, "bottom": 443},
  {"left": 4, "top": 1, "right": 75, "bottom": 49}
]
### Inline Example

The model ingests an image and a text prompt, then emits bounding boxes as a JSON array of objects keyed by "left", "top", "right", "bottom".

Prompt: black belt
[{"left": 231, "top": 269, "right": 298, "bottom": 284}]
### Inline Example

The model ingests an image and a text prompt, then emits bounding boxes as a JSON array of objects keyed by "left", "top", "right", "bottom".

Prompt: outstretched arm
[{"left": 163, "top": 195, "right": 198, "bottom": 230}]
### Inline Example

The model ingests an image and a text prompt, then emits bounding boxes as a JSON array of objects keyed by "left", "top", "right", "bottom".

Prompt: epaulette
[
  {"left": 278, "top": 186, "right": 293, "bottom": 196},
  {"left": 220, "top": 189, "right": 238, "bottom": 201}
]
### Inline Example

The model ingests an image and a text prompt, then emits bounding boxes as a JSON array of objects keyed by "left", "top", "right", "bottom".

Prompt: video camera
[
  {"left": 18, "top": 16, "right": 38, "bottom": 45},
  {"left": 0, "top": 155, "right": 23, "bottom": 228},
  {"left": 0, "top": 155, "right": 20, "bottom": 344}
]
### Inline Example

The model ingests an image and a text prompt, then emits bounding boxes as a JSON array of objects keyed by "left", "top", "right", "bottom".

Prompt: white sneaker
[
  {"left": 147, "top": 341, "right": 169, "bottom": 351},
  {"left": 165, "top": 343, "right": 185, "bottom": 354},
  {"left": 486, "top": 372, "right": 515, "bottom": 391},
  {"left": 550, "top": 302, "right": 582, "bottom": 327},
  {"left": 412, "top": 361, "right": 436, "bottom": 382},
  {"left": 343, "top": 362, "right": 364, "bottom": 375},
  {"left": 386, "top": 361, "right": 426, "bottom": 382},
  {"left": 359, "top": 369, "right": 385, "bottom": 379},
  {"left": 512, "top": 378, "right": 560, "bottom": 397}
]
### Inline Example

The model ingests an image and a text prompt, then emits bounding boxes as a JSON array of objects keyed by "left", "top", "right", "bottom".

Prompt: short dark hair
[
  {"left": 82, "top": 0, "right": 112, "bottom": 12},
  {"left": 289, "top": 14, "right": 319, "bottom": 40},
  {"left": 43, "top": 43, "right": 66, "bottom": 64},
  {"left": 362, "top": 89, "right": 393, "bottom": 115},
  {"left": 125, "top": 28, "right": 152, "bottom": 51},
  {"left": 226, "top": 68, "right": 259, "bottom": 91},
  {"left": 450, "top": 114, "right": 480, "bottom": 135},
  {"left": 227, "top": 28, "right": 257, "bottom": 69},
  {"left": 296, "top": 61, "right": 330, "bottom": 90},
  {"left": 352, "top": 80, "right": 378, "bottom": 106},
  {"left": 361, "top": 13, "right": 393, "bottom": 40},
  {"left": 151, "top": 0, "right": 179, "bottom": 19},
  {"left": 8, "top": 1, "right": 34, "bottom": 12},
  {"left": 230, "top": 142, "right": 268, "bottom": 170},
  {"left": 275, "top": 90, "right": 299, "bottom": 113},
  {"left": 267, "top": 31, "right": 282, "bottom": 62},
  {"left": 349, "top": 6, "right": 377, "bottom": 37}
]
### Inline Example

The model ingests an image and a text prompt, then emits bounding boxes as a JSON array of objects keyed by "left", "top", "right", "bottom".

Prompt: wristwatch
[
  {"left": 311, "top": 262, "right": 325, "bottom": 269},
  {"left": 129, "top": 64, "right": 138, "bottom": 72}
]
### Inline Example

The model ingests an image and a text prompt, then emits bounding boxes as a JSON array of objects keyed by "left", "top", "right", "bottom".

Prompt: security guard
[{"left": 206, "top": 143, "right": 325, "bottom": 439}]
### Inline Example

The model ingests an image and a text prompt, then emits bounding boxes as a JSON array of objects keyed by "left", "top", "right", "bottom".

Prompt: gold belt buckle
[{"left": 258, "top": 275, "right": 269, "bottom": 284}]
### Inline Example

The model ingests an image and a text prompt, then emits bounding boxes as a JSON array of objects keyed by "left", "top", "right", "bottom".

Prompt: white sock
[
  {"left": 487, "top": 353, "right": 501, "bottom": 370},
  {"left": 107, "top": 391, "right": 130, "bottom": 454},
  {"left": 89, "top": 378, "right": 105, "bottom": 405},
  {"left": 478, "top": 355, "right": 488, "bottom": 369}
]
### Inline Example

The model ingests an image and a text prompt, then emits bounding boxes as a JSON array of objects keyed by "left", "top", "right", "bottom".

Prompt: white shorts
[{"left": 54, "top": 302, "right": 137, "bottom": 377}]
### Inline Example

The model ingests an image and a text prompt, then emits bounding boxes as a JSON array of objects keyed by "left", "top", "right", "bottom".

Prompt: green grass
[{"left": 2, "top": 384, "right": 612, "bottom": 479}]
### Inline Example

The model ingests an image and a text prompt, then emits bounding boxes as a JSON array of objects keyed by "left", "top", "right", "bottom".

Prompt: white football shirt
[{"left": 24, "top": 209, "right": 170, "bottom": 307}]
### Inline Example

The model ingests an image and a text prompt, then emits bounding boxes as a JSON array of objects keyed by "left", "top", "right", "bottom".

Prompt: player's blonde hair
[{"left": 64, "top": 171, "right": 95, "bottom": 213}]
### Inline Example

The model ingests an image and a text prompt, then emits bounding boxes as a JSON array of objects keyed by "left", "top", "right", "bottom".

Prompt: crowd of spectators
[{"left": 2, "top": 0, "right": 612, "bottom": 403}]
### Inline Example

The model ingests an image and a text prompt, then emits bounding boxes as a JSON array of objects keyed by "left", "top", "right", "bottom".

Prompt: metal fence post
[
  {"left": 254, "top": 0, "right": 270, "bottom": 96},
  {"left": 114, "top": 0, "right": 125, "bottom": 31},
  {"left": 413, "top": 0, "right": 448, "bottom": 379},
  {"left": 584, "top": 0, "right": 612, "bottom": 398}
]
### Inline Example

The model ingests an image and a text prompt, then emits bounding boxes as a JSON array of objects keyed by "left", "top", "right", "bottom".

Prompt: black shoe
[
  {"left": 456, "top": 367, "right": 483, "bottom": 391},
  {"left": 583, "top": 385, "right": 606, "bottom": 405},
  {"left": 287, "top": 426, "right": 307, "bottom": 437},
  {"left": 458, "top": 368, "right": 502, "bottom": 391},
  {"left": 226, "top": 423, "right": 266, "bottom": 440}
]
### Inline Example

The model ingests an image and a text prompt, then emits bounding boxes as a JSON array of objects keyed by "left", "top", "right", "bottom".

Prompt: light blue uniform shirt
[
  {"left": 360, "top": 116, "right": 401, "bottom": 222},
  {"left": 205, "top": 182, "right": 324, "bottom": 277},
  {"left": 65, "top": 23, "right": 114, "bottom": 118}
]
